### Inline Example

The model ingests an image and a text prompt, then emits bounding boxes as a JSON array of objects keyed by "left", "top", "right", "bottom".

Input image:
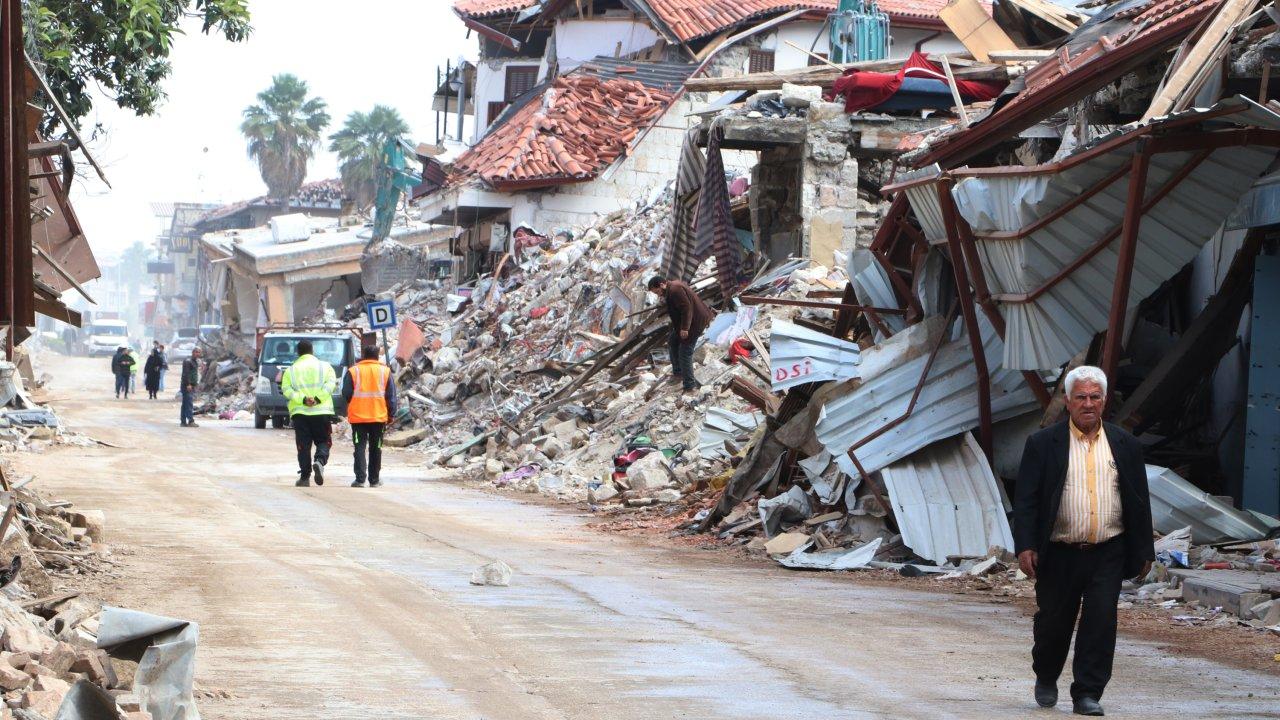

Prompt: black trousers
[
  {"left": 114, "top": 373, "right": 130, "bottom": 397},
  {"left": 352, "top": 422, "right": 385, "bottom": 481},
  {"left": 292, "top": 414, "right": 332, "bottom": 478},
  {"left": 1032, "top": 536, "right": 1125, "bottom": 701},
  {"left": 667, "top": 329, "right": 700, "bottom": 389}
]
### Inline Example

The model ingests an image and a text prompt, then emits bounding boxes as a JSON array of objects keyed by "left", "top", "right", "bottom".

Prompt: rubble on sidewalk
[{"left": 0, "top": 457, "right": 202, "bottom": 719}]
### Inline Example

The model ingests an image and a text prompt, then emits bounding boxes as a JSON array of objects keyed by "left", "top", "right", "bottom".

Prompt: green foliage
[
  {"left": 240, "top": 73, "right": 330, "bottom": 201},
  {"left": 27, "top": 0, "right": 252, "bottom": 135},
  {"left": 329, "top": 105, "right": 411, "bottom": 209}
]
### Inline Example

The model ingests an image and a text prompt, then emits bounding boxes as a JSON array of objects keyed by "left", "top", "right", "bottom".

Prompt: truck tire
[
  {"left": 254, "top": 411, "right": 267, "bottom": 429},
  {"left": 271, "top": 415, "right": 286, "bottom": 429}
]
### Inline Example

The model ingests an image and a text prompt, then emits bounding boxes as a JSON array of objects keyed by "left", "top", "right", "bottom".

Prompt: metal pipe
[
  {"left": 1101, "top": 140, "right": 1152, "bottom": 388},
  {"left": 737, "top": 294, "right": 907, "bottom": 314},
  {"left": 939, "top": 180, "right": 993, "bottom": 460}
]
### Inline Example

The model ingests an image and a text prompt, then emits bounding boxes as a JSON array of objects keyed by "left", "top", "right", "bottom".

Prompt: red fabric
[
  {"left": 832, "top": 52, "right": 1004, "bottom": 113},
  {"left": 529, "top": 306, "right": 550, "bottom": 319},
  {"left": 728, "top": 337, "right": 753, "bottom": 364}
]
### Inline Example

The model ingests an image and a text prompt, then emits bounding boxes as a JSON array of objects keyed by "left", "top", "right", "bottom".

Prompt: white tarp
[
  {"left": 777, "top": 537, "right": 883, "bottom": 570},
  {"left": 698, "top": 407, "right": 764, "bottom": 458},
  {"left": 98, "top": 608, "right": 200, "bottom": 720}
]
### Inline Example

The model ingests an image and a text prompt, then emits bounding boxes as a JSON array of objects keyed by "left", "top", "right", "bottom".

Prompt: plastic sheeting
[
  {"left": 98, "top": 608, "right": 200, "bottom": 720},
  {"left": 55, "top": 680, "right": 119, "bottom": 720},
  {"left": 777, "top": 537, "right": 883, "bottom": 570},
  {"left": 768, "top": 319, "right": 862, "bottom": 391},
  {"left": 698, "top": 406, "right": 764, "bottom": 459}
]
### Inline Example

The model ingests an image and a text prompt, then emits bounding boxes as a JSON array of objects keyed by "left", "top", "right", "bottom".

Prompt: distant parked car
[{"left": 169, "top": 327, "right": 199, "bottom": 360}]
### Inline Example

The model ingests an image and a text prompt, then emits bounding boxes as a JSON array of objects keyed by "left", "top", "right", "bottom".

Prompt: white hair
[{"left": 1064, "top": 365, "right": 1108, "bottom": 397}]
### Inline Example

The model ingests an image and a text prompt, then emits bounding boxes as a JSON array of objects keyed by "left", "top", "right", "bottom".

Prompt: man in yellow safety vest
[
  {"left": 340, "top": 345, "right": 398, "bottom": 487},
  {"left": 280, "top": 339, "right": 337, "bottom": 487}
]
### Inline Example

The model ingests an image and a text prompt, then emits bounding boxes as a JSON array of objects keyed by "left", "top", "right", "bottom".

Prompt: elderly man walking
[{"left": 1013, "top": 365, "right": 1154, "bottom": 716}]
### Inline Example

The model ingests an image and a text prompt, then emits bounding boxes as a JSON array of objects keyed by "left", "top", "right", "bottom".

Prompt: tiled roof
[
  {"left": 576, "top": 56, "right": 698, "bottom": 92},
  {"left": 196, "top": 179, "right": 345, "bottom": 226},
  {"left": 919, "top": 0, "right": 1224, "bottom": 166},
  {"left": 643, "top": 0, "right": 969, "bottom": 41},
  {"left": 453, "top": 0, "right": 538, "bottom": 18},
  {"left": 447, "top": 74, "right": 676, "bottom": 191}
]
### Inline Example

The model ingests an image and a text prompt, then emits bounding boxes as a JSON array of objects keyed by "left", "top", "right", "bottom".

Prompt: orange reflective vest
[{"left": 347, "top": 360, "right": 391, "bottom": 424}]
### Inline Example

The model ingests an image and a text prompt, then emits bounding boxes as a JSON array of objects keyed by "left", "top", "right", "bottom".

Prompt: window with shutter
[
  {"left": 748, "top": 49, "right": 775, "bottom": 74},
  {"left": 487, "top": 101, "right": 509, "bottom": 126},
  {"left": 807, "top": 53, "right": 829, "bottom": 67},
  {"left": 505, "top": 66, "right": 539, "bottom": 101}
]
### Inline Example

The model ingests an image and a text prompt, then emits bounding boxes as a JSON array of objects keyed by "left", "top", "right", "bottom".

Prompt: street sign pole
[{"left": 381, "top": 328, "right": 391, "bottom": 369}]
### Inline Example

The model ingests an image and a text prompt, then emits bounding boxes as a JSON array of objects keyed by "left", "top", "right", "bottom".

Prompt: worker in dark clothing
[
  {"left": 341, "top": 345, "right": 398, "bottom": 487},
  {"left": 111, "top": 347, "right": 134, "bottom": 399},
  {"left": 648, "top": 276, "right": 713, "bottom": 391},
  {"left": 180, "top": 348, "right": 201, "bottom": 427}
]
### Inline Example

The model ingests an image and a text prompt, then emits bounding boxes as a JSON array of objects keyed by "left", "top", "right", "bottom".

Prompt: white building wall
[
  {"left": 554, "top": 18, "right": 660, "bottom": 72},
  {"left": 758, "top": 22, "right": 967, "bottom": 74},
  {"left": 472, "top": 58, "right": 544, "bottom": 142}
]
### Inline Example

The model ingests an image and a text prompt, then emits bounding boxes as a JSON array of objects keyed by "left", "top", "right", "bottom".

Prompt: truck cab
[{"left": 253, "top": 330, "right": 357, "bottom": 429}]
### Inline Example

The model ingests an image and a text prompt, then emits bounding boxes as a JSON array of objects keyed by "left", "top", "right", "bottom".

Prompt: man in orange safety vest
[{"left": 341, "top": 345, "right": 398, "bottom": 487}]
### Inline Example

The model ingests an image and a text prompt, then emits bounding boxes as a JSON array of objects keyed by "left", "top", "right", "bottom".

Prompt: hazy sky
[{"left": 69, "top": 0, "right": 476, "bottom": 261}]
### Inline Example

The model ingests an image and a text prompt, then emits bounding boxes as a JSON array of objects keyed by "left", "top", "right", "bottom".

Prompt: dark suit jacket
[
  {"left": 1013, "top": 420, "right": 1155, "bottom": 577},
  {"left": 665, "top": 280, "right": 713, "bottom": 340}
]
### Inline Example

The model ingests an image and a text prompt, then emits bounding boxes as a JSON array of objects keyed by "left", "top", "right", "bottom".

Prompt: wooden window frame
[
  {"left": 748, "top": 49, "right": 776, "bottom": 74},
  {"left": 504, "top": 66, "right": 539, "bottom": 102}
]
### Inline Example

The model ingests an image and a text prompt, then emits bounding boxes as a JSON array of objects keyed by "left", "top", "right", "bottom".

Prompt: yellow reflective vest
[{"left": 281, "top": 354, "right": 337, "bottom": 417}]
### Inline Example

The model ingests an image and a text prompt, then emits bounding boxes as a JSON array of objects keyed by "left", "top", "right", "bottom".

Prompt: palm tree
[
  {"left": 328, "top": 105, "right": 411, "bottom": 208},
  {"left": 240, "top": 75, "right": 330, "bottom": 203}
]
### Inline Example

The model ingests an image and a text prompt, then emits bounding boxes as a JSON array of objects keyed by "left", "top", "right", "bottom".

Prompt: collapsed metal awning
[
  {"left": 893, "top": 96, "right": 1280, "bottom": 371},
  {"left": 768, "top": 318, "right": 861, "bottom": 391},
  {"left": 1147, "top": 464, "right": 1280, "bottom": 544},
  {"left": 880, "top": 432, "right": 1014, "bottom": 563},
  {"left": 814, "top": 316, "right": 1041, "bottom": 479}
]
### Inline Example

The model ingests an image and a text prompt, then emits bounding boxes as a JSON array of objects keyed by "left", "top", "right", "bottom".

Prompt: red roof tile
[
  {"left": 453, "top": 0, "right": 539, "bottom": 19},
  {"left": 447, "top": 74, "right": 676, "bottom": 191},
  {"left": 644, "top": 0, "right": 970, "bottom": 42},
  {"left": 919, "top": 0, "right": 1225, "bottom": 166}
]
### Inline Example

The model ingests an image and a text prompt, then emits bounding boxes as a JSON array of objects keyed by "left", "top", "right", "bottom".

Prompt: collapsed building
[{"left": 354, "top": 0, "right": 1280, "bottom": 626}]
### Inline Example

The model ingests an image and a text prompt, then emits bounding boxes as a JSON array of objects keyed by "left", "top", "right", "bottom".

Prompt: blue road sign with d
[{"left": 366, "top": 300, "right": 397, "bottom": 330}]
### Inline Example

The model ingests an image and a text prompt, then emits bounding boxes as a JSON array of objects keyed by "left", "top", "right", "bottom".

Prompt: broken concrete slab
[
  {"left": 384, "top": 427, "right": 429, "bottom": 448},
  {"left": 764, "top": 532, "right": 810, "bottom": 556},
  {"left": 1173, "top": 569, "right": 1275, "bottom": 617},
  {"left": 469, "top": 561, "right": 512, "bottom": 587}
]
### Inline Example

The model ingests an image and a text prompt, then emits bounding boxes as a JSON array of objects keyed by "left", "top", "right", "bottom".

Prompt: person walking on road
[
  {"left": 342, "top": 345, "right": 397, "bottom": 488},
  {"left": 281, "top": 339, "right": 337, "bottom": 487},
  {"left": 111, "top": 347, "right": 134, "bottom": 399},
  {"left": 179, "top": 348, "right": 201, "bottom": 428},
  {"left": 154, "top": 341, "right": 170, "bottom": 392},
  {"left": 143, "top": 346, "right": 165, "bottom": 399},
  {"left": 647, "top": 275, "right": 712, "bottom": 392},
  {"left": 1013, "top": 365, "right": 1154, "bottom": 717},
  {"left": 127, "top": 346, "right": 141, "bottom": 395}
]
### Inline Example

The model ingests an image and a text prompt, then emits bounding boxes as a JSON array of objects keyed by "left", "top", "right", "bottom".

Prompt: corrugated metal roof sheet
[
  {"left": 880, "top": 433, "right": 1014, "bottom": 563},
  {"left": 815, "top": 316, "right": 1041, "bottom": 478},
  {"left": 768, "top": 319, "right": 862, "bottom": 391},
  {"left": 907, "top": 96, "right": 1280, "bottom": 371},
  {"left": 699, "top": 407, "right": 765, "bottom": 458},
  {"left": 1147, "top": 465, "right": 1278, "bottom": 544},
  {"left": 848, "top": 248, "right": 907, "bottom": 340}
]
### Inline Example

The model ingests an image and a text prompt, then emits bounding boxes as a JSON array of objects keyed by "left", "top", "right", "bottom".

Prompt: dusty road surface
[{"left": 15, "top": 355, "right": 1280, "bottom": 719}]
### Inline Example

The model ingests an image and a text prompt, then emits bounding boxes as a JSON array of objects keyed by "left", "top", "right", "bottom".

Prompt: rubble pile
[
  {"left": 0, "top": 352, "right": 91, "bottom": 453},
  {"left": 358, "top": 188, "right": 850, "bottom": 504},
  {"left": 192, "top": 333, "right": 256, "bottom": 419}
]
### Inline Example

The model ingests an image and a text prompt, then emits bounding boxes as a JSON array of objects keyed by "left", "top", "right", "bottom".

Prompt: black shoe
[
  {"left": 295, "top": 477, "right": 311, "bottom": 487},
  {"left": 369, "top": 478, "right": 382, "bottom": 488},
  {"left": 351, "top": 479, "right": 366, "bottom": 487},
  {"left": 1035, "top": 680, "right": 1057, "bottom": 708},
  {"left": 312, "top": 461, "right": 324, "bottom": 486},
  {"left": 1073, "top": 697, "right": 1104, "bottom": 716}
]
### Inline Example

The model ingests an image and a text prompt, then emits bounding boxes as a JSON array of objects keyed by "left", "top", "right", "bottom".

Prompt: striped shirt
[{"left": 1051, "top": 421, "right": 1123, "bottom": 544}]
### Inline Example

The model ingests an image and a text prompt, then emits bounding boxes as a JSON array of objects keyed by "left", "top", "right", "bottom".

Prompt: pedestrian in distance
[
  {"left": 179, "top": 348, "right": 201, "bottom": 428},
  {"left": 342, "top": 345, "right": 397, "bottom": 487},
  {"left": 1013, "top": 365, "right": 1155, "bottom": 717},
  {"left": 154, "top": 340, "right": 170, "bottom": 392},
  {"left": 111, "top": 347, "right": 134, "bottom": 399},
  {"left": 281, "top": 339, "right": 337, "bottom": 487},
  {"left": 647, "top": 275, "right": 712, "bottom": 392},
  {"left": 143, "top": 346, "right": 165, "bottom": 399},
  {"left": 127, "top": 345, "right": 141, "bottom": 395}
]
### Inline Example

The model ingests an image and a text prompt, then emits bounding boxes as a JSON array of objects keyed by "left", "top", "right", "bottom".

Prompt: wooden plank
[
  {"left": 1143, "top": 0, "right": 1260, "bottom": 119},
  {"left": 987, "top": 49, "right": 1056, "bottom": 62},
  {"left": 940, "top": 0, "right": 1018, "bottom": 63},
  {"left": 682, "top": 58, "right": 1005, "bottom": 92},
  {"left": 19, "top": 591, "right": 80, "bottom": 610}
]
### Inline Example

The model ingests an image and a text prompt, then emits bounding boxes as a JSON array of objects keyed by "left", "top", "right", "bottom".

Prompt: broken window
[{"left": 807, "top": 52, "right": 829, "bottom": 67}]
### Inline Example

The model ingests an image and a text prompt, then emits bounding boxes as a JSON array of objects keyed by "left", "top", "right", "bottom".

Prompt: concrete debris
[{"left": 469, "top": 561, "right": 513, "bottom": 587}]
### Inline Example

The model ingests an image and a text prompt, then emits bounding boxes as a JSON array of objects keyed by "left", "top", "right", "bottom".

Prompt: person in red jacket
[{"left": 648, "top": 276, "right": 713, "bottom": 391}]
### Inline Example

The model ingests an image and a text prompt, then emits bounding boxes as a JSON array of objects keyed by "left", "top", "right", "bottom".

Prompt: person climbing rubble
[
  {"left": 281, "top": 339, "right": 337, "bottom": 487},
  {"left": 342, "top": 345, "right": 398, "bottom": 488},
  {"left": 648, "top": 275, "right": 712, "bottom": 392}
]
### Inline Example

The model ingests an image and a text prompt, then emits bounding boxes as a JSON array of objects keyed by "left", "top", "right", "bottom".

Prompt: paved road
[{"left": 16, "top": 355, "right": 1280, "bottom": 719}]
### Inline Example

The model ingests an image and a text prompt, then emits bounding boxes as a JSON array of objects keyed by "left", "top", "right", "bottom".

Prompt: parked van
[
  {"left": 253, "top": 329, "right": 357, "bottom": 429},
  {"left": 87, "top": 319, "right": 129, "bottom": 357}
]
